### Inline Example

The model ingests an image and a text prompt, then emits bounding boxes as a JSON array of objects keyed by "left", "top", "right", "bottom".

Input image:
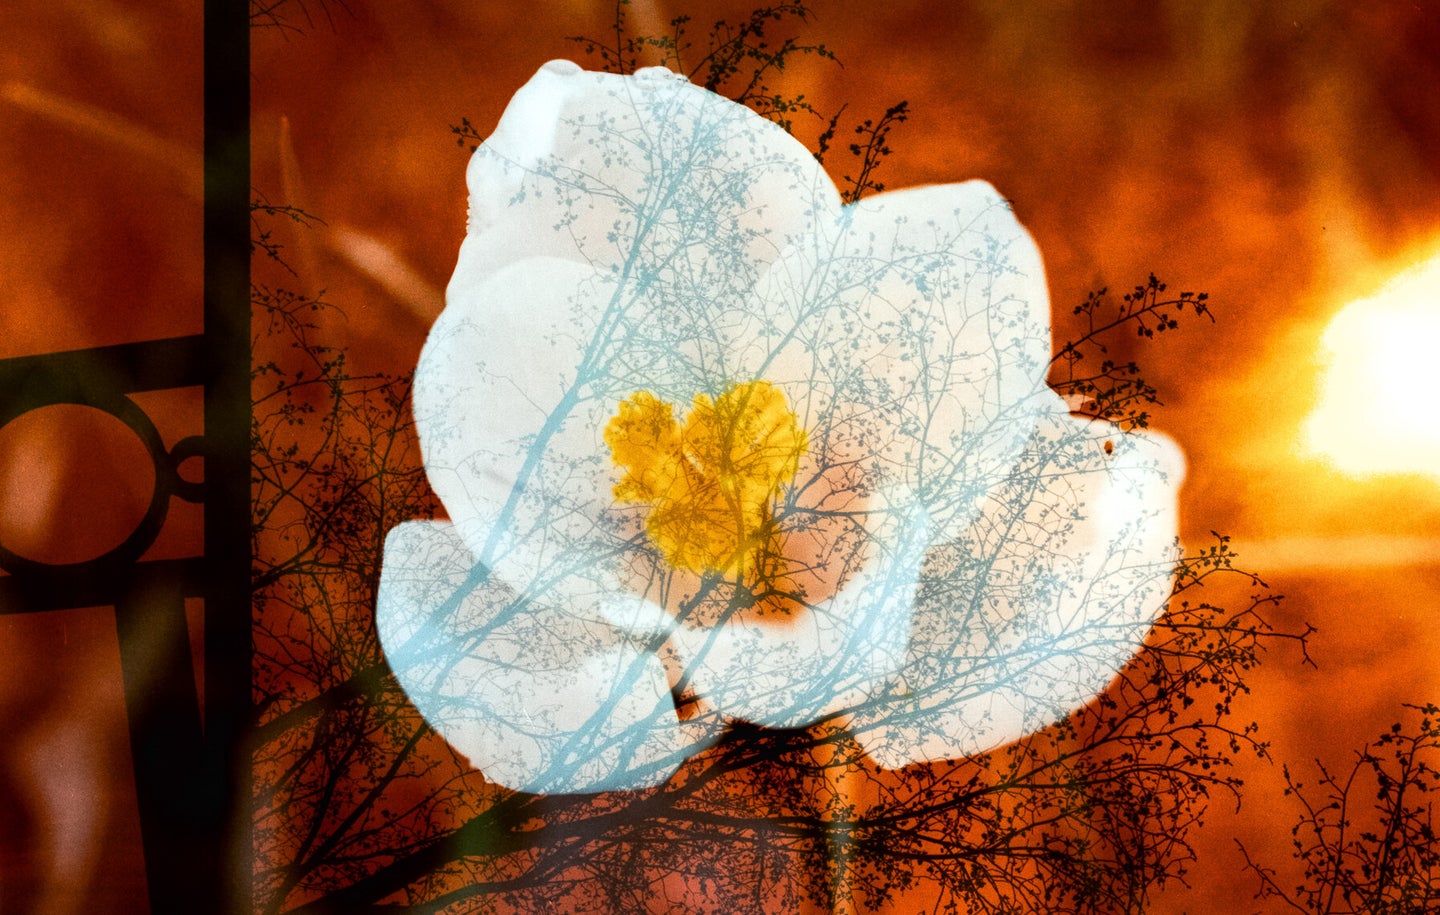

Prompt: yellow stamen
[{"left": 604, "top": 381, "right": 807, "bottom": 576}]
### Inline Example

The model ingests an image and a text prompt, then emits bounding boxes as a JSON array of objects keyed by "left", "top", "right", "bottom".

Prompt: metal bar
[
  {"left": 0, "top": 336, "right": 210, "bottom": 407},
  {"left": 114, "top": 564, "right": 210, "bottom": 912},
  {"left": 203, "top": 0, "right": 252, "bottom": 910},
  {"left": 0, "top": 557, "right": 210, "bottom": 615}
]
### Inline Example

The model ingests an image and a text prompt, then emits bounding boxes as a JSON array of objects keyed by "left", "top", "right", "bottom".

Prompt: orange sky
[{"left": 2, "top": 0, "right": 1438, "bottom": 911}]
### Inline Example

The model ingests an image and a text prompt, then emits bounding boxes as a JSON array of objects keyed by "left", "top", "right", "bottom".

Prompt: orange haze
[{"left": 3, "top": 1, "right": 1438, "bottom": 911}]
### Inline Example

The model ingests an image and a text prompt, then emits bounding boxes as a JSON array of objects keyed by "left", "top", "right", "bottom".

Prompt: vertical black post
[
  {"left": 114, "top": 566, "right": 207, "bottom": 912},
  {"left": 204, "top": 1, "right": 251, "bottom": 911}
]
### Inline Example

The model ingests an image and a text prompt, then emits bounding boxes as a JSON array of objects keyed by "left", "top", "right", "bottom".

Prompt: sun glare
[{"left": 1304, "top": 253, "right": 1440, "bottom": 479}]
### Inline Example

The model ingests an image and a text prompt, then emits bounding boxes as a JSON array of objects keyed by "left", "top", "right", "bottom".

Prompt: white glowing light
[{"left": 1304, "top": 254, "right": 1440, "bottom": 478}]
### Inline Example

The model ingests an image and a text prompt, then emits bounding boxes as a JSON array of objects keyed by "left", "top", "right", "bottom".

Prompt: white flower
[{"left": 376, "top": 61, "right": 1184, "bottom": 794}]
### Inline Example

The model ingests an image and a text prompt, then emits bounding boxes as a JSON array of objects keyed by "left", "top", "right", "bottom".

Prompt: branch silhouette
[{"left": 1238, "top": 703, "right": 1440, "bottom": 915}]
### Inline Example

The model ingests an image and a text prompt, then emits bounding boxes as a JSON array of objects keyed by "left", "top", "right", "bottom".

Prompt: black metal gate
[{"left": 0, "top": 5, "right": 249, "bottom": 911}]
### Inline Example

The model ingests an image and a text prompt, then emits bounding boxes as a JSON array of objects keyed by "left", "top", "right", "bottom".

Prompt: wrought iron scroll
[{"left": 0, "top": 3, "right": 250, "bottom": 911}]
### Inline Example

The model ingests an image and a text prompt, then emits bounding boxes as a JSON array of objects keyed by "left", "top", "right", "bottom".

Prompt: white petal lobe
[
  {"left": 377, "top": 521, "right": 718, "bottom": 793},
  {"left": 852, "top": 402, "right": 1185, "bottom": 769}
]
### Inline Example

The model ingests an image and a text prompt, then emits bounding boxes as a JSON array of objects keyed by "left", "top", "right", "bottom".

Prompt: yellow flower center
[{"left": 604, "top": 380, "right": 808, "bottom": 577}]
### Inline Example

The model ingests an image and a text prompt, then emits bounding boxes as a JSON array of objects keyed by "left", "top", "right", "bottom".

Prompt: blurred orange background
[{"left": 2, "top": 0, "right": 1438, "bottom": 911}]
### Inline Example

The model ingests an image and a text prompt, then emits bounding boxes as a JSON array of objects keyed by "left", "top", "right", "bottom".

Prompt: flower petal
[
  {"left": 415, "top": 255, "right": 606, "bottom": 591},
  {"left": 752, "top": 181, "right": 1053, "bottom": 538},
  {"left": 851, "top": 401, "right": 1184, "bottom": 769},
  {"left": 452, "top": 60, "right": 841, "bottom": 322},
  {"left": 376, "top": 521, "right": 719, "bottom": 793},
  {"left": 421, "top": 256, "right": 794, "bottom": 608},
  {"left": 602, "top": 488, "right": 933, "bottom": 730}
]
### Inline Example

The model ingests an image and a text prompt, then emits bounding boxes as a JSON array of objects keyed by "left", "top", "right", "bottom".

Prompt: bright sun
[{"left": 1304, "top": 253, "right": 1440, "bottom": 479}]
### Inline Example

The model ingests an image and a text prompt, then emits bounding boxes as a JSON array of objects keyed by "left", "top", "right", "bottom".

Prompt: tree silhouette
[
  {"left": 1238, "top": 704, "right": 1440, "bottom": 914},
  {"left": 250, "top": 5, "right": 1314, "bottom": 913}
]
